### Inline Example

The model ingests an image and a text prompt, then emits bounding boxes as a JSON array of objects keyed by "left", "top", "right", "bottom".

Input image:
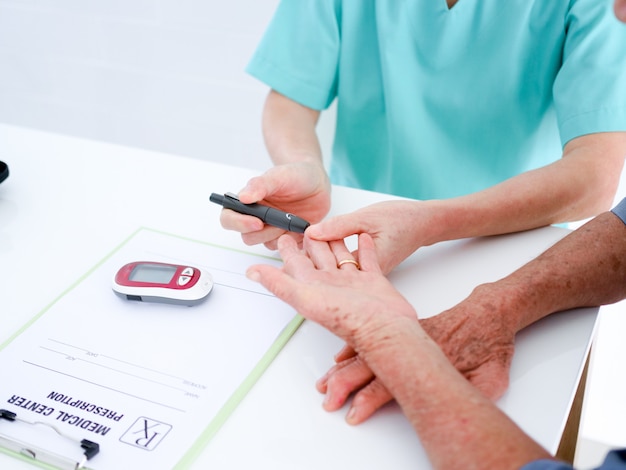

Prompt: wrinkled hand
[
  {"left": 220, "top": 161, "right": 331, "bottom": 250},
  {"left": 306, "top": 200, "right": 439, "bottom": 274},
  {"left": 246, "top": 232, "right": 418, "bottom": 378},
  {"left": 317, "top": 289, "right": 517, "bottom": 424}
]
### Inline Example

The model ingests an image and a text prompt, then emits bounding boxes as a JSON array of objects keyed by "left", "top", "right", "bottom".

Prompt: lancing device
[{"left": 210, "top": 192, "right": 310, "bottom": 234}]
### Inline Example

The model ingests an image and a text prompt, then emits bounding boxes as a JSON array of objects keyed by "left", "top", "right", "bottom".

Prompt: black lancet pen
[{"left": 210, "top": 192, "right": 311, "bottom": 234}]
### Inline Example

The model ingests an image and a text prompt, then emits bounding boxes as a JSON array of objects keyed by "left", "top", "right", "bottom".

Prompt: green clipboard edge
[
  {"left": 0, "top": 227, "right": 304, "bottom": 470},
  {"left": 174, "top": 313, "right": 304, "bottom": 469},
  {"left": 0, "top": 227, "right": 145, "bottom": 353}
]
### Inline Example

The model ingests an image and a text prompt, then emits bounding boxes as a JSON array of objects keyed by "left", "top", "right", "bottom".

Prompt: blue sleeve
[
  {"left": 245, "top": 0, "right": 341, "bottom": 110},
  {"left": 522, "top": 450, "right": 626, "bottom": 470},
  {"left": 611, "top": 198, "right": 626, "bottom": 226},
  {"left": 520, "top": 460, "right": 572, "bottom": 470},
  {"left": 554, "top": 0, "right": 626, "bottom": 145}
]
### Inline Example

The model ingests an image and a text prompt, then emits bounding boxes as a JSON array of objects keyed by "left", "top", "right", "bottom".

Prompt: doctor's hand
[
  {"left": 219, "top": 161, "right": 331, "bottom": 250},
  {"left": 306, "top": 200, "right": 440, "bottom": 275},
  {"left": 317, "top": 287, "right": 516, "bottom": 424}
]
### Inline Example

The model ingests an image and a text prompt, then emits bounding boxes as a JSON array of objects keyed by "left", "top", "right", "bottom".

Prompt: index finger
[
  {"left": 306, "top": 213, "right": 367, "bottom": 242},
  {"left": 219, "top": 208, "right": 264, "bottom": 233}
]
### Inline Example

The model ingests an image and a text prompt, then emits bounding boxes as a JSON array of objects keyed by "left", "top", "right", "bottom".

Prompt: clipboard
[
  {"left": 0, "top": 228, "right": 303, "bottom": 469},
  {"left": 0, "top": 409, "right": 99, "bottom": 470}
]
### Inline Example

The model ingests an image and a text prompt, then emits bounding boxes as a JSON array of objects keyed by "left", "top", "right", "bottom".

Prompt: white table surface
[
  {"left": 0, "top": 123, "right": 598, "bottom": 469},
  {"left": 576, "top": 300, "right": 626, "bottom": 469}
]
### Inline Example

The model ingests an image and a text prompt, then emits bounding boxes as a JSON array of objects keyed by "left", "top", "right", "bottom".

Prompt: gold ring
[{"left": 337, "top": 259, "right": 360, "bottom": 269}]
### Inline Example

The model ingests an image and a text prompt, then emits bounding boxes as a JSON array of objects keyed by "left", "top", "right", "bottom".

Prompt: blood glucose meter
[{"left": 112, "top": 261, "right": 213, "bottom": 306}]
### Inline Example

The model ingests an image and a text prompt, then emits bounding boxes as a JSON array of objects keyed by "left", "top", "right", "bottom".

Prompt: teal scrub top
[{"left": 247, "top": 0, "right": 626, "bottom": 200}]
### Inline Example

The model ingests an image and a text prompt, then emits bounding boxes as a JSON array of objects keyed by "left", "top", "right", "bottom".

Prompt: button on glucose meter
[{"left": 112, "top": 261, "right": 213, "bottom": 306}]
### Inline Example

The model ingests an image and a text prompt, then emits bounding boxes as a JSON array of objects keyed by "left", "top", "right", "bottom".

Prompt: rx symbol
[{"left": 120, "top": 417, "right": 172, "bottom": 451}]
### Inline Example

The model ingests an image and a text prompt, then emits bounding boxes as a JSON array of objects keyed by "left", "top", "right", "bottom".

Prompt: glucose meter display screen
[{"left": 129, "top": 264, "right": 176, "bottom": 284}]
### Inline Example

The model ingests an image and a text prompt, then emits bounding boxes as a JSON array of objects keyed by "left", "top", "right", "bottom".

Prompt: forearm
[
  {"left": 419, "top": 133, "right": 625, "bottom": 246},
  {"left": 358, "top": 318, "right": 550, "bottom": 469},
  {"left": 485, "top": 210, "right": 626, "bottom": 331},
  {"left": 262, "top": 89, "right": 325, "bottom": 166}
]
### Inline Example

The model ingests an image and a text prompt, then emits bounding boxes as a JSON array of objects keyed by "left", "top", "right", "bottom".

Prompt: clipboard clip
[{"left": 0, "top": 409, "right": 100, "bottom": 470}]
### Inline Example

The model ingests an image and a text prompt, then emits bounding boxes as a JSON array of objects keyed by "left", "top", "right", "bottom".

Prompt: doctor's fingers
[
  {"left": 303, "top": 236, "right": 340, "bottom": 271},
  {"left": 219, "top": 208, "right": 264, "bottom": 233}
]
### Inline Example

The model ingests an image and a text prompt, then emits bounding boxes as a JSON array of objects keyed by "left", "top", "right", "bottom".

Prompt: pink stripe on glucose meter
[{"left": 112, "top": 261, "right": 213, "bottom": 306}]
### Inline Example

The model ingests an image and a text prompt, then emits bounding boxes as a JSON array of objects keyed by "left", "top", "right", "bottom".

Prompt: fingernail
[
  {"left": 306, "top": 224, "right": 319, "bottom": 237},
  {"left": 316, "top": 375, "right": 328, "bottom": 391},
  {"left": 246, "top": 268, "right": 260, "bottom": 282},
  {"left": 250, "top": 219, "right": 264, "bottom": 231},
  {"left": 346, "top": 406, "right": 358, "bottom": 424},
  {"left": 323, "top": 391, "right": 332, "bottom": 408},
  {"left": 238, "top": 185, "right": 255, "bottom": 202}
]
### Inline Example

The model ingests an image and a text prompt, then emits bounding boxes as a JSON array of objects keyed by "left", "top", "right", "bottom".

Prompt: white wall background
[{"left": 0, "top": 0, "right": 291, "bottom": 171}]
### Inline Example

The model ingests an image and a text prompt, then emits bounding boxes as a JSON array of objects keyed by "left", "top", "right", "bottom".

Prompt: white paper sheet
[{"left": 0, "top": 228, "right": 301, "bottom": 469}]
